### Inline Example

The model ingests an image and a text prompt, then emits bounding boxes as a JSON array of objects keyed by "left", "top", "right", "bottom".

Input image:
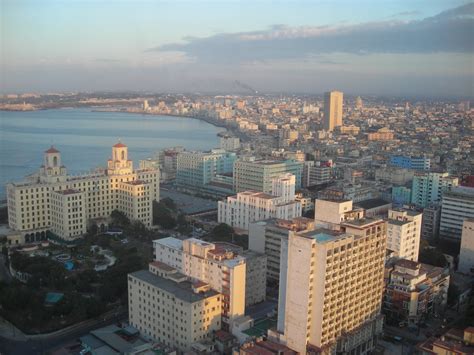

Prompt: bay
[{"left": 0, "top": 108, "right": 223, "bottom": 199}]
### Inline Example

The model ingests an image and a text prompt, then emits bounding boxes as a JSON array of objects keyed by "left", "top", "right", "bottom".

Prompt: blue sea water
[{"left": 0, "top": 108, "right": 223, "bottom": 199}]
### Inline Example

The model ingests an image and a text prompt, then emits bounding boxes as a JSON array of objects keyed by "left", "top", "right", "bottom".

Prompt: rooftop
[
  {"left": 45, "top": 146, "right": 60, "bottom": 153},
  {"left": 129, "top": 270, "right": 219, "bottom": 303},
  {"left": 299, "top": 229, "right": 345, "bottom": 243},
  {"left": 153, "top": 237, "right": 183, "bottom": 251},
  {"left": 354, "top": 198, "right": 391, "bottom": 210}
]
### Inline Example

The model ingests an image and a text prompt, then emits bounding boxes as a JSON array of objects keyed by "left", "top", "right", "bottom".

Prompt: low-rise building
[
  {"left": 383, "top": 259, "right": 450, "bottom": 326},
  {"left": 128, "top": 263, "right": 222, "bottom": 352},
  {"left": 417, "top": 327, "right": 474, "bottom": 355}
]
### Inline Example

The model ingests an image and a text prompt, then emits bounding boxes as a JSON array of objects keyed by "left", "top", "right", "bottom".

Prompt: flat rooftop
[
  {"left": 299, "top": 229, "right": 345, "bottom": 243},
  {"left": 130, "top": 270, "right": 219, "bottom": 303},
  {"left": 153, "top": 237, "right": 183, "bottom": 251},
  {"left": 354, "top": 198, "right": 391, "bottom": 210}
]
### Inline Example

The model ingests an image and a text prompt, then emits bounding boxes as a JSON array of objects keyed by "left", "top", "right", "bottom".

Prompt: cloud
[
  {"left": 388, "top": 10, "right": 421, "bottom": 18},
  {"left": 146, "top": 3, "right": 474, "bottom": 64}
]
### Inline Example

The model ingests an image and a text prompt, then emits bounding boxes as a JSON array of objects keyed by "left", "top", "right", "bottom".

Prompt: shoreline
[{"left": 1, "top": 106, "right": 248, "bottom": 142}]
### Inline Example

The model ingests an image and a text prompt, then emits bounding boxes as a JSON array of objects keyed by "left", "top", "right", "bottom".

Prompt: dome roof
[{"left": 45, "top": 146, "right": 60, "bottom": 153}]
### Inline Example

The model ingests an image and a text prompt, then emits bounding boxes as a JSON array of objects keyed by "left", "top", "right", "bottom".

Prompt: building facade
[
  {"left": 248, "top": 217, "right": 315, "bottom": 284},
  {"left": 128, "top": 263, "right": 222, "bottom": 352},
  {"left": 439, "top": 187, "right": 474, "bottom": 242},
  {"left": 176, "top": 149, "right": 236, "bottom": 196},
  {"left": 233, "top": 159, "right": 303, "bottom": 193},
  {"left": 383, "top": 259, "right": 449, "bottom": 325},
  {"left": 387, "top": 209, "right": 422, "bottom": 262},
  {"left": 153, "top": 237, "right": 251, "bottom": 329},
  {"left": 218, "top": 174, "right": 302, "bottom": 231},
  {"left": 459, "top": 219, "right": 474, "bottom": 274},
  {"left": 6, "top": 143, "right": 159, "bottom": 241},
  {"left": 411, "top": 172, "right": 458, "bottom": 208},
  {"left": 273, "top": 218, "right": 386, "bottom": 354},
  {"left": 323, "top": 91, "right": 343, "bottom": 132},
  {"left": 390, "top": 155, "right": 431, "bottom": 171}
]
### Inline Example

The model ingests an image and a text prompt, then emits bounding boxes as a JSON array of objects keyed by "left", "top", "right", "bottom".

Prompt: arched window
[
  {"left": 121, "top": 151, "right": 125, "bottom": 160},
  {"left": 53, "top": 156, "right": 58, "bottom": 167}
]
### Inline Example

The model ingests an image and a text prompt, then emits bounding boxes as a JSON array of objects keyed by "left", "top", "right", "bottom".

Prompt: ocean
[{"left": 0, "top": 108, "right": 223, "bottom": 199}]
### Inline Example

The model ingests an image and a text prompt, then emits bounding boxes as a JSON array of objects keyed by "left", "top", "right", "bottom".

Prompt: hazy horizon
[{"left": 2, "top": 0, "right": 473, "bottom": 98}]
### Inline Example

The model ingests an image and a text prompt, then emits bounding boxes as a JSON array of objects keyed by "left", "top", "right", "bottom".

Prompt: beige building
[
  {"left": 459, "top": 219, "right": 474, "bottom": 274},
  {"left": 323, "top": 91, "right": 343, "bottom": 131},
  {"left": 314, "top": 199, "right": 364, "bottom": 231},
  {"left": 6, "top": 142, "right": 159, "bottom": 241},
  {"left": 128, "top": 262, "right": 222, "bottom": 352},
  {"left": 242, "top": 250, "right": 267, "bottom": 306},
  {"left": 273, "top": 218, "right": 386, "bottom": 354},
  {"left": 387, "top": 209, "right": 422, "bottom": 261},
  {"left": 153, "top": 237, "right": 248, "bottom": 329}
]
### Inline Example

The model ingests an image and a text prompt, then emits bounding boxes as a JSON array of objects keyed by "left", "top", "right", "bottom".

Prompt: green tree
[
  {"left": 110, "top": 210, "right": 130, "bottom": 228},
  {"left": 212, "top": 223, "right": 234, "bottom": 239},
  {"left": 153, "top": 201, "right": 177, "bottom": 229},
  {"left": 419, "top": 247, "right": 448, "bottom": 267}
]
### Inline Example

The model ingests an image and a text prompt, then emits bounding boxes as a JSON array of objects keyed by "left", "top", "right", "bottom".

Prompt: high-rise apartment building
[
  {"left": 6, "top": 143, "right": 159, "bottom": 241},
  {"left": 411, "top": 172, "right": 458, "bottom": 208},
  {"left": 128, "top": 262, "right": 222, "bottom": 351},
  {"left": 176, "top": 149, "right": 236, "bottom": 197},
  {"left": 439, "top": 186, "right": 474, "bottom": 241},
  {"left": 387, "top": 209, "right": 422, "bottom": 261},
  {"left": 233, "top": 158, "right": 303, "bottom": 193},
  {"left": 323, "top": 91, "right": 343, "bottom": 131},
  {"left": 459, "top": 219, "right": 474, "bottom": 274},
  {"left": 421, "top": 203, "right": 441, "bottom": 240},
  {"left": 248, "top": 217, "right": 315, "bottom": 283},
  {"left": 218, "top": 174, "right": 302, "bottom": 231},
  {"left": 273, "top": 217, "right": 386, "bottom": 354}
]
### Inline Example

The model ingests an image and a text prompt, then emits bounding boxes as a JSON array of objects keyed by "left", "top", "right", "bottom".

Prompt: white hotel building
[
  {"left": 218, "top": 173, "right": 302, "bottom": 231},
  {"left": 6, "top": 142, "right": 159, "bottom": 242}
]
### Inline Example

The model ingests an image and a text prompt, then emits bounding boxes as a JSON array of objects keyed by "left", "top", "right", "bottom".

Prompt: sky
[{"left": 1, "top": 0, "right": 473, "bottom": 97}]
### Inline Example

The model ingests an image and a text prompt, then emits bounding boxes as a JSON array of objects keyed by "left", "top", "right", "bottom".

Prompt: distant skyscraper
[
  {"left": 355, "top": 96, "right": 363, "bottom": 109},
  {"left": 323, "top": 91, "right": 343, "bottom": 131},
  {"left": 143, "top": 99, "right": 149, "bottom": 111}
]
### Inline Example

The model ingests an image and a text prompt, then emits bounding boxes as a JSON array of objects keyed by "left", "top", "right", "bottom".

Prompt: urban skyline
[{"left": 2, "top": 0, "right": 474, "bottom": 97}]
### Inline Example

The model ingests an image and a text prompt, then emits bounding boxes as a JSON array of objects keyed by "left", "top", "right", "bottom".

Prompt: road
[{"left": 0, "top": 312, "right": 127, "bottom": 355}]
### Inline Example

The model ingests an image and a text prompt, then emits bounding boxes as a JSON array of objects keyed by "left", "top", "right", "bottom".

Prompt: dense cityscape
[
  {"left": 1, "top": 1, "right": 474, "bottom": 355},
  {"left": 0, "top": 90, "right": 473, "bottom": 355}
]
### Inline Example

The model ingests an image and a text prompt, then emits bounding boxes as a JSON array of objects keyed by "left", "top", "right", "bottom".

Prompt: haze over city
[
  {"left": 1, "top": 1, "right": 474, "bottom": 355},
  {"left": 2, "top": 0, "right": 474, "bottom": 97}
]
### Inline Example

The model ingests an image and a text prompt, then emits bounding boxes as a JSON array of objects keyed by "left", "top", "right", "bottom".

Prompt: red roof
[
  {"left": 45, "top": 146, "right": 60, "bottom": 153},
  {"left": 113, "top": 142, "right": 127, "bottom": 148}
]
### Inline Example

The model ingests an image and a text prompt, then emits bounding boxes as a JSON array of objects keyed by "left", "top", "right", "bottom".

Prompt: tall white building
[
  {"left": 387, "top": 209, "right": 422, "bottom": 262},
  {"left": 218, "top": 174, "right": 302, "bottom": 231},
  {"left": 272, "top": 217, "right": 386, "bottom": 354},
  {"left": 6, "top": 143, "right": 159, "bottom": 241},
  {"left": 440, "top": 186, "right": 474, "bottom": 241},
  {"left": 153, "top": 237, "right": 249, "bottom": 329},
  {"left": 459, "top": 219, "right": 474, "bottom": 274}
]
